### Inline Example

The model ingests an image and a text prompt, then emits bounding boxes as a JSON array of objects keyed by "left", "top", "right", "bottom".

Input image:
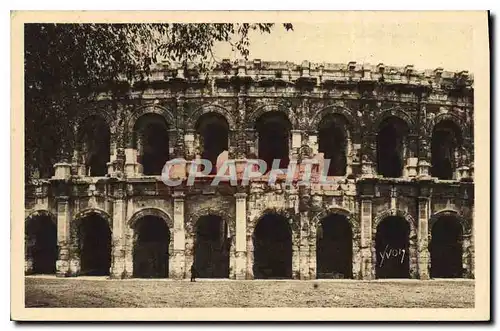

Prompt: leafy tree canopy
[{"left": 24, "top": 23, "right": 293, "bottom": 180}]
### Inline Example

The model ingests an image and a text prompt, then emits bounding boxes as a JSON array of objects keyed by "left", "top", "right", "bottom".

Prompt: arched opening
[
  {"left": 316, "top": 214, "right": 353, "bottom": 279},
  {"left": 133, "top": 113, "right": 170, "bottom": 176},
  {"left": 253, "top": 213, "right": 292, "bottom": 279},
  {"left": 133, "top": 216, "right": 170, "bottom": 278},
  {"left": 78, "top": 115, "right": 110, "bottom": 177},
  {"left": 195, "top": 113, "right": 229, "bottom": 175},
  {"left": 194, "top": 215, "right": 230, "bottom": 278},
  {"left": 318, "top": 114, "right": 348, "bottom": 176},
  {"left": 431, "top": 120, "right": 462, "bottom": 180},
  {"left": 375, "top": 216, "right": 410, "bottom": 279},
  {"left": 376, "top": 117, "right": 408, "bottom": 178},
  {"left": 430, "top": 215, "right": 463, "bottom": 278},
  {"left": 78, "top": 213, "right": 112, "bottom": 276},
  {"left": 256, "top": 112, "right": 291, "bottom": 172},
  {"left": 25, "top": 215, "right": 57, "bottom": 274}
]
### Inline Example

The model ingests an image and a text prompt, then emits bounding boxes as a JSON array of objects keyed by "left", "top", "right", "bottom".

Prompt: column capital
[
  {"left": 235, "top": 191, "right": 248, "bottom": 279},
  {"left": 462, "top": 233, "right": 472, "bottom": 240},
  {"left": 173, "top": 190, "right": 185, "bottom": 200},
  {"left": 53, "top": 162, "right": 72, "bottom": 180},
  {"left": 306, "top": 129, "right": 317, "bottom": 136},
  {"left": 237, "top": 93, "right": 247, "bottom": 102},
  {"left": 234, "top": 192, "right": 247, "bottom": 199},
  {"left": 55, "top": 195, "right": 70, "bottom": 203}
]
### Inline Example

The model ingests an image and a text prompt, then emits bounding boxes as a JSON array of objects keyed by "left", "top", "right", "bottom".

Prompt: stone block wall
[{"left": 24, "top": 60, "right": 475, "bottom": 280}]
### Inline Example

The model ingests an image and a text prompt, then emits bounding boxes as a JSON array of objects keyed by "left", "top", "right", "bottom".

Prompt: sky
[{"left": 212, "top": 21, "right": 474, "bottom": 72}]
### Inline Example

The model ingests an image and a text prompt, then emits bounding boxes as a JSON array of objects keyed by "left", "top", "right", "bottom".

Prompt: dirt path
[{"left": 24, "top": 276, "right": 474, "bottom": 308}]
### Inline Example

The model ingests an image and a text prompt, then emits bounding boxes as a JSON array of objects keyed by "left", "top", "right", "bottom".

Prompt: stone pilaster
[
  {"left": 299, "top": 211, "right": 310, "bottom": 279},
  {"left": 455, "top": 145, "right": 471, "bottom": 181},
  {"left": 184, "top": 237, "right": 195, "bottom": 279},
  {"left": 25, "top": 233, "right": 34, "bottom": 274},
  {"left": 107, "top": 148, "right": 125, "bottom": 179},
  {"left": 174, "top": 128, "right": 186, "bottom": 159},
  {"left": 123, "top": 116, "right": 140, "bottom": 177},
  {"left": 246, "top": 233, "right": 254, "bottom": 279},
  {"left": 168, "top": 128, "right": 178, "bottom": 159},
  {"left": 291, "top": 130, "right": 302, "bottom": 161},
  {"left": 121, "top": 198, "right": 134, "bottom": 277},
  {"left": 246, "top": 129, "right": 258, "bottom": 158},
  {"left": 55, "top": 196, "right": 71, "bottom": 277},
  {"left": 308, "top": 211, "right": 318, "bottom": 279},
  {"left": 406, "top": 134, "right": 419, "bottom": 178},
  {"left": 352, "top": 230, "right": 362, "bottom": 279},
  {"left": 294, "top": 186, "right": 309, "bottom": 279},
  {"left": 360, "top": 197, "right": 373, "bottom": 279},
  {"left": 417, "top": 197, "right": 430, "bottom": 279},
  {"left": 68, "top": 242, "right": 80, "bottom": 276},
  {"left": 124, "top": 146, "right": 141, "bottom": 177},
  {"left": 308, "top": 133, "right": 319, "bottom": 156},
  {"left": 233, "top": 192, "right": 247, "bottom": 279},
  {"left": 172, "top": 191, "right": 186, "bottom": 279},
  {"left": 345, "top": 137, "right": 354, "bottom": 176},
  {"left": 417, "top": 136, "right": 431, "bottom": 179},
  {"left": 361, "top": 133, "right": 376, "bottom": 178},
  {"left": 106, "top": 131, "right": 117, "bottom": 176},
  {"left": 123, "top": 225, "right": 134, "bottom": 278},
  {"left": 184, "top": 129, "right": 196, "bottom": 161},
  {"left": 110, "top": 183, "right": 126, "bottom": 278},
  {"left": 292, "top": 242, "right": 301, "bottom": 279},
  {"left": 234, "top": 96, "right": 249, "bottom": 177},
  {"left": 236, "top": 94, "right": 248, "bottom": 160},
  {"left": 173, "top": 96, "right": 186, "bottom": 159},
  {"left": 462, "top": 234, "right": 473, "bottom": 278},
  {"left": 226, "top": 129, "right": 236, "bottom": 160}
]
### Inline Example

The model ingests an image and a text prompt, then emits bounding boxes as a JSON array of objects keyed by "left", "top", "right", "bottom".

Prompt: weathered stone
[{"left": 25, "top": 60, "right": 474, "bottom": 280}]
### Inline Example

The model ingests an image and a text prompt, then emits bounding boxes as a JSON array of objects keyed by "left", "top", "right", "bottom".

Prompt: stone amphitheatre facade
[{"left": 25, "top": 60, "right": 474, "bottom": 280}]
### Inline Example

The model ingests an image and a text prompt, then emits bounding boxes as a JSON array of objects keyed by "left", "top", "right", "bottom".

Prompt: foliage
[{"left": 24, "top": 23, "right": 293, "bottom": 180}]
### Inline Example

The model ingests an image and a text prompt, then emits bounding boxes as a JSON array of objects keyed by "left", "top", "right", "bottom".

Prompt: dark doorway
[
  {"left": 78, "top": 214, "right": 112, "bottom": 276},
  {"left": 195, "top": 113, "right": 229, "bottom": 175},
  {"left": 133, "top": 216, "right": 170, "bottom": 278},
  {"left": 377, "top": 117, "right": 408, "bottom": 178},
  {"left": 26, "top": 215, "right": 57, "bottom": 274},
  {"left": 134, "top": 114, "right": 170, "bottom": 175},
  {"left": 253, "top": 213, "right": 292, "bottom": 279},
  {"left": 430, "top": 216, "right": 463, "bottom": 278},
  {"left": 431, "top": 120, "right": 462, "bottom": 180},
  {"left": 79, "top": 115, "right": 110, "bottom": 177},
  {"left": 375, "top": 216, "right": 410, "bottom": 279},
  {"left": 256, "top": 112, "right": 291, "bottom": 171},
  {"left": 318, "top": 115, "right": 348, "bottom": 176},
  {"left": 194, "top": 215, "right": 230, "bottom": 278},
  {"left": 316, "top": 214, "right": 353, "bottom": 279}
]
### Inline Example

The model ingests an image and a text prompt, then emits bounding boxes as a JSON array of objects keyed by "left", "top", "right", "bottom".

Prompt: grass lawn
[{"left": 25, "top": 276, "right": 474, "bottom": 308}]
